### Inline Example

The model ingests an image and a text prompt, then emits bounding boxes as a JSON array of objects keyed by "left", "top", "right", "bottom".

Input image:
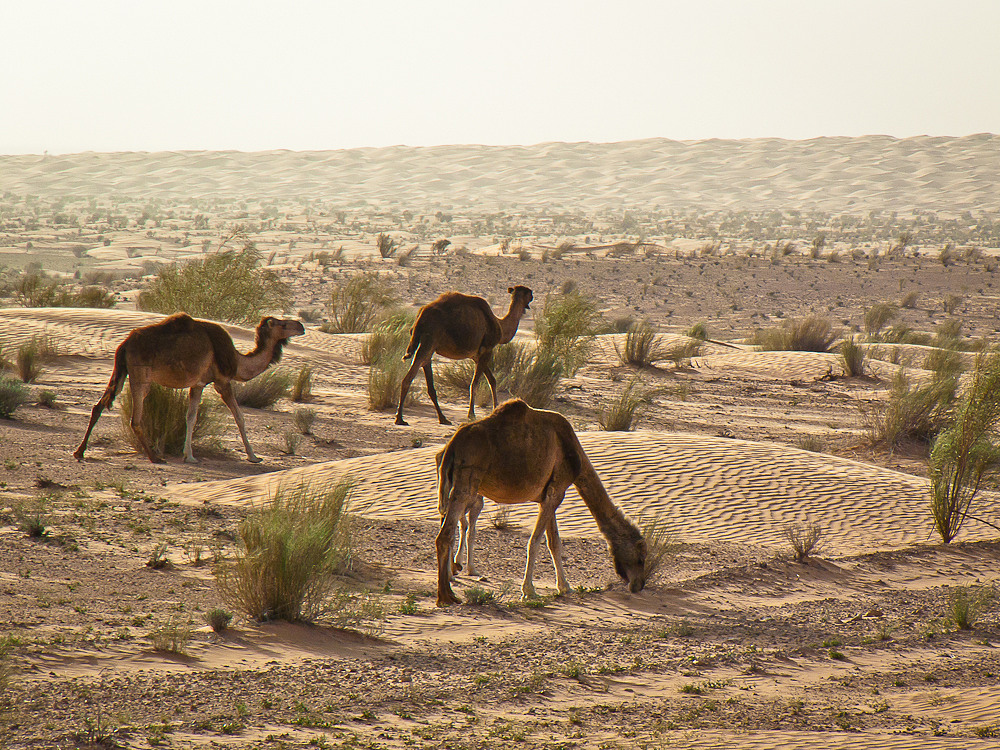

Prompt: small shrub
[
  {"left": 784, "top": 522, "right": 823, "bottom": 562},
  {"left": 360, "top": 312, "right": 414, "bottom": 366},
  {"left": 861, "top": 364, "right": 959, "bottom": 450},
  {"left": 291, "top": 365, "right": 313, "bottom": 402},
  {"left": 398, "top": 593, "right": 419, "bottom": 616},
  {"left": 232, "top": 369, "right": 292, "bottom": 409},
  {"left": 146, "top": 542, "right": 171, "bottom": 569},
  {"left": 16, "top": 339, "right": 44, "bottom": 383},
  {"left": 15, "top": 497, "right": 49, "bottom": 538},
  {"left": 0, "top": 375, "right": 30, "bottom": 418},
  {"left": 464, "top": 586, "right": 497, "bottom": 606},
  {"left": 138, "top": 235, "right": 290, "bottom": 325},
  {"left": 282, "top": 430, "right": 302, "bottom": 455},
  {"left": 323, "top": 272, "right": 396, "bottom": 333},
  {"left": 617, "top": 320, "right": 667, "bottom": 367},
  {"left": 864, "top": 303, "right": 897, "bottom": 339},
  {"left": 534, "top": 290, "right": 603, "bottom": 375},
  {"left": 37, "top": 389, "right": 57, "bottom": 408},
  {"left": 120, "top": 383, "right": 226, "bottom": 457},
  {"left": 900, "top": 291, "right": 920, "bottom": 309},
  {"left": 438, "top": 341, "right": 562, "bottom": 410},
  {"left": 687, "top": 322, "right": 709, "bottom": 340},
  {"left": 206, "top": 608, "right": 233, "bottom": 633},
  {"left": 639, "top": 513, "right": 680, "bottom": 581},
  {"left": 943, "top": 294, "right": 963, "bottom": 314},
  {"left": 796, "top": 435, "right": 826, "bottom": 452},
  {"left": 217, "top": 479, "right": 355, "bottom": 622},
  {"left": 293, "top": 407, "right": 317, "bottom": 435},
  {"left": 149, "top": 616, "right": 194, "bottom": 654},
  {"left": 949, "top": 585, "right": 992, "bottom": 630},
  {"left": 74, "top": 285, "right": 117, "bottom": 308},
  {"left": 839, "top": 336, "right": 866, "bottom": 376},
  {"left": 751, "top": 315, "right": 838, "bottom": 352},
  {"left": 490, "top": 506, "right": 513, "bottom": 530},
  {"left": 600, "top": 377, "right": 655, "bottom": 431},
  {"left": 375, "top": 233, "right": 397, "bottom": 259}
]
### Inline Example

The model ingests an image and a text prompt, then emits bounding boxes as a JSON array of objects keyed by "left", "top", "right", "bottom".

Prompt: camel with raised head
[
  {"left": 74, "top": 313, "right": 305, "bottom": 464},
  {"left": 395, "top": 285, "right": 533, "bottom": 426},
  {"left": 434, "top": 399, "right": 647, "bottom": 606}
]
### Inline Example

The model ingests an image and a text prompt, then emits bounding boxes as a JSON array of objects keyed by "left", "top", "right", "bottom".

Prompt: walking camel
[
  {"left": 74, "top": 313, "right": 305, "bottom": 464},
  {"left": 395, "top": 285, "right": 533, "bottom": 426},
  {"left": 434, "top": 398, "right": 648, "bottom": 606}
]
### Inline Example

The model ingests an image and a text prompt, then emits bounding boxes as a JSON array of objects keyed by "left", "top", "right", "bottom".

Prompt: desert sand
[{"left": 1, "top": 139, "right": 999, "bottom": 748}]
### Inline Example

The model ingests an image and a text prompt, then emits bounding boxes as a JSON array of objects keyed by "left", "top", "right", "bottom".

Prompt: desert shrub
[
  {"left": 360, "top": 311, "right": 414, "bottom": 366},
  {"left": 948, "top": 585, "right": 993, "bottom": 630},
  {"left": 687, "top": 322, "right": 709, "bottom": 340},
  {"left": 660, "top": 339, "right": 703, "bottom": 369},
  {"left": 0, "top": 375, "right": 30, "bottom": 418},
  {"left": 323, "top": 272, "right": 397, "bottom": 334},
  {"left": 943, "top": 294, "right": 963, "bottom": 314},
  {"left": 205, "top": 608, "right": 233, "bottom": 633},
  {"left": 464, "top": 586, "right": 497, "bottom": 606},
  {"left": 0, "top": 636, "right": 16, "bottom": 693},
  {"left": 783, "top": 522, "right": 823, "bottom": 562},
  {"left": 37, "top": 389, "right": 57, "bottom": 408},
  {"left": 293, "top": 407, "right": 317, "bottom": 435},
  {"left": 137, "top": 238, "right": 290, "bottom": 325},
  {"left": 232, "top": 369, "right": 292, "bottom": 408},
  {"left": 282, "top": 431, "right": 302, "bottom": 455},
  {"left": 439, "top": 341, "right": 563, "bottom": 410},
  {"left": 149, "top": 616, "right": 194, "bottom": 654},
  {"left": 839, "top": 336, "right": 866, "bottom": 376},
  {"left": 368, "top": 354, "right": 420, "bottom": 411},
  {"left": 600, "top": 377, "right": 656, "bottom": 431},
  {"left": 639, "top": 513, "right": 680, "bottom": 581},
  {"left": 533, "top": 290, "right": 603, "bottom": 375},
  {"left": 490, "top": 506, "right": 512, "bottom": 530},
  {"left": 929, "top": 351, "right": 1000, "bottom": 543},
  {"left": 900, "top": 291, "right": 920, "bottom": 309},
  {"left": 796, "top": 435, "right": 826, "bottom": 452},
  {"left": 617, "top": 320, "right": 667, "bottom": 367},
  {"left": 217, "top": 479, "right": 355, "bottom": 622},
  {"left": 376, "top": 232, "right": 397, "bottom": 258},
  {"left": 864, "top": 303, "right": 897, "bottom": 339},
  {"left": 15, "top": 497, "right": 49, "bottom": 538},
  {"left": 862, "top": 364, "right": 959, "bottom": 450},
  {"left": 291, "top": 365, "right": 313, "bottom": 402},
  {"left": 750, "top": 315, "right": 838, "bottom": 352},
  {"left": 73, "top": 285, "right": 117, "bottom": 308},
  {"left": 16, "top": 338, "right": 44, "bottom": 383},
  {"left": 120, "top": 383, "right": 226, "bottom": 457}
]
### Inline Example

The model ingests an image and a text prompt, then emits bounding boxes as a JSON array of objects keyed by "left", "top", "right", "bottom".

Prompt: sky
[{"left": 2, "top": 0, "right": 998, "bottom": 154}]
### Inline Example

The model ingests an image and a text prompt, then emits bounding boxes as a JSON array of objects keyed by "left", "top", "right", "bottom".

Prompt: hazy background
[{"left": 2, "top": 0, "right": 998, "bottom": 154}]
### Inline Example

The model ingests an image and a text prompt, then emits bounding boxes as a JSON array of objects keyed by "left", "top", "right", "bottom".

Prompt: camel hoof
[
  {"left": 184, "top": 456, "right": 199, "bottom": 464},
  {"left": 438, "top": 417, "right": 452, "bottom": 426},
  {"left": 395, "top": 417, "right": 409, "bottom": 426},
  {"left": 436, "top": 592, "right": 461, "bottom": 607},
  {"left": 247, "top": 455, "right": 263, "bottom": 464},
  {"left": 72, "top": 450, "right": 85, "bottom": 462}
]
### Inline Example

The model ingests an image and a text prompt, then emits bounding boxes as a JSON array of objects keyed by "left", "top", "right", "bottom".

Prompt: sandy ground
[{"left": 1, "top": 161, "right": 1000, "bottom": 748}]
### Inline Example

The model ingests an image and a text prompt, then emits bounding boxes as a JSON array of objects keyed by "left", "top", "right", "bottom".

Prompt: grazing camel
[
  {"left": 435, "top": 449, "right": 485, "bottom": 579},
  {"left": 434, "top": 398, "right": 647, "bottom": 606},
  {"left": 74, "top": 313, "right": 305, "bottom": 464},
  {"left": 395, "top": 285, "right": 533, "bottom": 426}
]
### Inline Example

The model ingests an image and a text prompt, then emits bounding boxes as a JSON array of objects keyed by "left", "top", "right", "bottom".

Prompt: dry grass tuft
[
  {"left": 751, "top": 315, "right": 839, "bottom": 352},
  {"left": 783, "top": 522, "right": 823, "bottom": 562},
  {"left": 232, "top": 369, "right": 292, "bottom": 409},
  {"left": 120, "top": 384, "right": 227, "bottom": 457}
]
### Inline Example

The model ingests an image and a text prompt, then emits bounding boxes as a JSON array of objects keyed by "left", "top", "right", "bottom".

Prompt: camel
[
  {"left": 395, "top": 285, "right": 533, "bottom": 426},
  {"left": 435, "top": 449, "right": 485, "bottom": 579},
  {"left": 434, "top": 398, "right": 647, "bottom": 606},
  {"left": 74, "top": 313, "right": 305, "bottom": 464}
]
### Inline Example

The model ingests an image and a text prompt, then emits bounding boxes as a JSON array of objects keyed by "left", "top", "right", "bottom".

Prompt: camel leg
[
  {"left": 482, "top": 365, "right": 499, "bottom": 414},
  {"left": 545, "top": 514, "right": 570, "bottom": 594},
  {"left": 74, "top": 387, "right": 117, "bottom": 460},
  {"left": 214, "top": 381, "right": 262, "bottom": 464},
  {"left": 182, "top": 385, "right": 205, "bottom": 464},
  {"left": 467, "top": 354, "right": 498, "bottom": 421},
  {"left": 464, "top": 495, "right": 484, "bottom": 576},
  {"left": 436, "top": 468, "right": 478, "bottom": 606},
  {"left": 128, "top": 379, "right": 163, "bottom": 464},
  {"left": 522, "top": 481, "right": 566, "bottom": 600},
  {"left": 422, "top": 362, "right": 450, "bottom": 425}
]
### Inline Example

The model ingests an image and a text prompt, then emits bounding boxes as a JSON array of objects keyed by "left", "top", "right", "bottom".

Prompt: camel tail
[{"left": 436, "top": 445, "right": 455, "bottom": 516}]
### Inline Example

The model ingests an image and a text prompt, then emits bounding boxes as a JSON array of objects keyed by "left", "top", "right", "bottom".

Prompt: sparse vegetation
[
  {"left": 464, "top": 586, "right": 497, "bottom": 606},
  {"left": 639, "top": 513, "right": 680, "bottom": 581},
  {"left": 138, "top": 234, "right": 290, "bottom": 324},
  {"left": 750, "top": 315, "right": 839, "bottom": 352},
  {"left": 149, "top": 616, "right": 194, "bottom": 654},
  {"left": 616, "top": 320, "right": 669, "bottom": 367},
  {"left": 948, "top": 585, "right": 993, "bottom": 630},
  {"left": 293, "top": 407, "right": 317, "bottom": 435},
  {"left": 783, "top": 522, "right": 823, "bottom": 562},
  {"left": 599, "top": 377, "right": 656, "bottom": 431},
  {"left": 120, "top": 383, "right": 226, "bottom": 457},
  {"left": 864, "top": 303, "right": 897, "bottom": 339},
  {"left": 0, "top": 374, "right": 30, "bottom": 418},
  {"left": 323, "top": 272, "right": 397, "bottom": 334},
  {"left": 232, "top": 369, "right": 292, "bottom": 408},
  {"left": 533, "top": 289, "right": 603, "bottom": 375},
  {"left": 291, "top": 365, "right": 313, "bottom": 402},
  {"left": 205, "top": 608, "right": 233, "bottom": 633},
  {"left": 839, "top": 336, "right": 866, "bottom": 376},
  {"left": 217, "top": 479, "right": 355, "bottom": 622}
]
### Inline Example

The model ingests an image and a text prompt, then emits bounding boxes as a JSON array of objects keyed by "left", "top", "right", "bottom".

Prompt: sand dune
[{"left": 3, "top": 135, "right": 999, "bottom": 212}]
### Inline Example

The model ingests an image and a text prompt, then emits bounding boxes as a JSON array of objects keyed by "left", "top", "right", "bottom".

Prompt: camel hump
[
  {"left": 202, "top": 321, "right": 239, "bottom": 377},
  {"left": 158, "top": 312, "right": 197, "bottom": 333}
]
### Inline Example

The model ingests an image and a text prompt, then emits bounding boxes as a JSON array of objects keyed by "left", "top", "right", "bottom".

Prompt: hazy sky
[{"left": 3, "top": 1, "right": 998, "bottom": 154}]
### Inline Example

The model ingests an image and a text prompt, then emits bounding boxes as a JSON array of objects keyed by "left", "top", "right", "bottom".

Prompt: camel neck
[
  {"left": 498, "top": 301, "right": 527, "bottom": 344},
  {"left": 573, "top": 455, "right": 630, "bottom": 539},
  {"left": 235, "top": 339, "right": 281, "bottom": 380}
]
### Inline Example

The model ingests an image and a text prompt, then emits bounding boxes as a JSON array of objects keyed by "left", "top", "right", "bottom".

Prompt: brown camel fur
[
  {"left": 434, "top": 399, "right": 647, "bottom": 606},
  {"left": 395, "top": 285, "right": 533, "bottom": 426},
  {"left": 74, "top": 313, "right": 305, "bottom": 464}
]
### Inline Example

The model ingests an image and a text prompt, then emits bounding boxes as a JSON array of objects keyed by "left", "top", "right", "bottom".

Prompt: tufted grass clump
[
  {"left": 864, "top": 303, "right": 897, "bottom": 339},
  {"left": 323, "top": 272, "right": 397, "bottom": 334},
  {"left": 839, "top": 335, "right": 867, "bottom": 376},
  {"left": 600, "top": 377, "right": 657, "bottom": 431},
  {"left": 751, "top": 315, "right": 839, "bottom": 352},
  {"left": 438, "top": 341, "right": 563, "bottom": 410},
  {"left": 464, "top": 586, "right": 497, "bottom": 606},
  {"left": 138, "top": 235, "right": 290, "bottom": 325},
  {"left": 217, "top": 479, "right": 356, "bottom": 623},
  {"left": 0, "top": 374, "right": 30, "bottom": 418},
  {"left": 120, "top": 384, "right": 227, "bottom": 457},
  {"left": 948, "top": 585, "right": 993, "bottom": 630},
  {"left": 616, "top": 320, "right": 669, "bottom": 367},
  {"left": 149, "top": 616, "right": 195, "bottom": 654},
  {"left": 16, "top": 338, "right": 45, "bottom": 383},
  {"left": 232, "top": 369, "right": 292, "bottom": 409},
  {"left": 360, "top": 312, "right": 414, "bottom": 366},
  {"left": 293, "top": 407, "right": 317, "bottom": 435},
  {"left": 365, "top": 316, "right": 422, "bottom": 411},
  {"left": 291, "top": 365, "right": 313, "bottom": 402},
  {"left": 639, "top": 513, "right": 681, "bottom": 581},
  {"left": 533, "top": 289, "right": 603, "bottom": 375},
  {"left": 205, "top": 608, "right": 233, "bottom": 633}
]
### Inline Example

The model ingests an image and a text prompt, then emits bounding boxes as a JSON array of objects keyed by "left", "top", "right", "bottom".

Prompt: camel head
[
  {"left": 610, "top": 530, "right": 647, "bottom": 593},
  {"left": 507, "top": 285, "right": 533, "bottom": 311},
  {"left": 255, "top": 316, "right": 306, "bottom": 363}
]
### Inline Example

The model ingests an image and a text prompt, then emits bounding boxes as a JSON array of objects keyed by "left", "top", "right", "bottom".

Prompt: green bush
[
  {"left": 0, "top": 375, "right": 30, "bottom": 418},
  {"left": 863, "top": 363, "right": 959, "bottom": 450},
  {"left": 600, "top": 377, "right": 656, "bottom": 431},
  {"left": 948, "top": 585, "right": 993, "bottom": 629},
  {"left": 16, "top": 338, "right": 44, "bottom": 383},
  {"left": 120, "top": 384, "right": 226, "bottom": 457},
  {"left": 232, "top": 369, "right": 292, "bottom": 409},
  {"left": 291, "top": 365, "right": 313, "bottom": 402},
  {"left": 864, "top": 303, "right": 897, "bottom": 339},
  {"left": 839, "top": 336, "right": 866, "bottom": 376},
  {"left": 929, "top": 351, "right": 1000, "bottom": 543},
  {"left": 438, "top": 341, "right": 563, "bottom": 410},
  {"left": 751, "top": 315, "right": 839, "bottom": 352},
  {"left": 137, "top": 238, "right": 290, "bottom": 325},
  {"left": 205, "top": 608, "right": 233, "bottom": 633},
  {"left": 217, "top": 479, "right": 355, "bottom": 622},
  {"left": 617, "top": 320, "right": 667, "bottom": 367},
  {"left": 534, "top": 290, "right": 603, "bottom": 375},
  {"left": 360, "top": 312, "right": 414, "bottom": 366},
  {"left": 323, "top": 272, "right": 397, "bottom": 334}
]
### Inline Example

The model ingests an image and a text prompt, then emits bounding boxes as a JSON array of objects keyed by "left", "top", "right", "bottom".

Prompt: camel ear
[{"left": 508, "top": 287, "right": 514, "bottom": 294}]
